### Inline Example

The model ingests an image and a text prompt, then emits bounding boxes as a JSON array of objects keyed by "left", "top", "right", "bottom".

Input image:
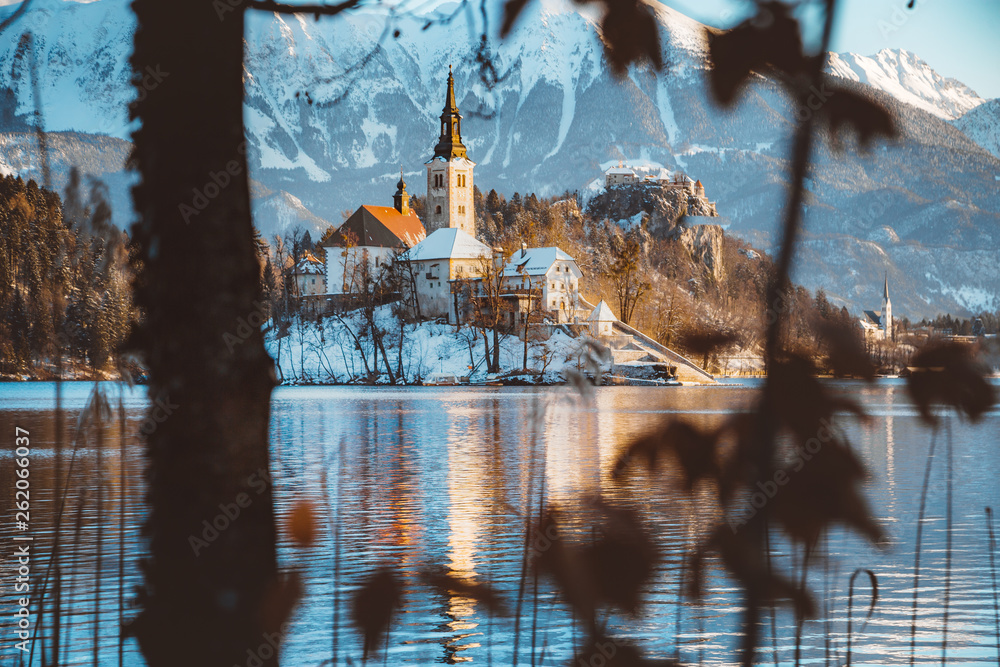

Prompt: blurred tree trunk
[{"left": 128, "top": 1, "right": 280, "bottom": 665}]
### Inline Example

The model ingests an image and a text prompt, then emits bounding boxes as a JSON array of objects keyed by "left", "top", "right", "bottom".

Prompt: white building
[
  {"left": 424, "top": 66, "right": 476, "bottom": 237},
  {"left": 501, "top": 246, "right": 583, "bottom": 324},
  {"left": 587, "top": 300, "right": 618, "bottom": 337},
  {"left": 605, "top": 164, "right": 638, "bottom": 187},
  {"left": 291, "top": 251, "right": 325, "bottom": 297},
  {"left": 319, "top": 177, "right": 426, "bottom": 295},
  {"left": 404, "top": 227, "right": 491, "bottom": 321}
]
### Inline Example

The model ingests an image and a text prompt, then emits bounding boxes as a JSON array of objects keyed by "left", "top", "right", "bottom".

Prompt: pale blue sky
[{"left": 662, "top": 0, "right": 1000, "bottom": 98}]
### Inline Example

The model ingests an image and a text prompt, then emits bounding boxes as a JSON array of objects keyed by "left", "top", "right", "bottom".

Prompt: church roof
[
  {"left": 863, "top": 310, "right": 883, "bottom": 326},
  {"left": 406, "top": 227, "right": 491, "bottom": 262},
  {"left": 321, "top": 205, "right": 426, "bottom": 249},
  {"left": 503, "top": 247, "right": 578, "bottom": 277},
  {"left": 587, "top": 300, "right": 618, "bottom": 323}
]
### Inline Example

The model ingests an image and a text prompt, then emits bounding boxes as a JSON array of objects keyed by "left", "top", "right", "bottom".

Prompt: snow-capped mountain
[
  {"left": 0, "top": 0, "right": 997, "bottom": 319},
  {"left": 826, "top": 49, "right": 985, "bottom": 121}
]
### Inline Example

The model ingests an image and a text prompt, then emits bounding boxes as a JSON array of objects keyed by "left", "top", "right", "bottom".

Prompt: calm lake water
[{"left": 1, "top": 380, "right": 999, "bottom": 665}]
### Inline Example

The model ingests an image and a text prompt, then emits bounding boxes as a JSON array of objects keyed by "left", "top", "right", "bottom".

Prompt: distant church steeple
[
  {"left": 881, "top": 272, "right": 893, "bottom": 340},
  {"left": 425, "top": 65, "right": 476, "bottom": 237},
  {"left": 433, "top": 65, "right": 468, "bottom": 160}
]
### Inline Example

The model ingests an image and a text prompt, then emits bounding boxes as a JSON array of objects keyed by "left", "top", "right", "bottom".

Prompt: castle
[{"left": 603, "top": 164, "right": 718, "bottom": 216}]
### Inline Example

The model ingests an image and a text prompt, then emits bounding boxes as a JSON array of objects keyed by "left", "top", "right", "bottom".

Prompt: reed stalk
[
  {"left": 941, "top": 419, "right": 953, "bottom": 665},
  {"left": 909, "top": 425, "right": 939, "bottom": 666}
]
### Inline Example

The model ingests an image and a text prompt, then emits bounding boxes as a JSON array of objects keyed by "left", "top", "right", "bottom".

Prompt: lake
[{"left": 1, "top": 380, "right": 999, "bottom": 665}]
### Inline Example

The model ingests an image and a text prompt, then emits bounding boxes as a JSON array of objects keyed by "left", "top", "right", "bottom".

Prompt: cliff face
[
  {"left": 671, "top": 224, "right": 726, "bottom": 283},
  {"left": 586, "top": 182, "right": 718, "bottom": 236}
]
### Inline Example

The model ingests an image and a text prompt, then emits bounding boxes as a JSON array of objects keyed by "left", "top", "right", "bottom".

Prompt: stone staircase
[{"left": 576, "top": 298, "right": 715, "bottom": 384}]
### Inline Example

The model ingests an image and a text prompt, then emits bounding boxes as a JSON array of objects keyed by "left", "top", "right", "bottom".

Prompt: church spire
[
  {"left": 433, "top": 65, "right": 468, "bottom": 160},
  {"left": 883, "top": 273, "right": 889, "bottom": 300}
]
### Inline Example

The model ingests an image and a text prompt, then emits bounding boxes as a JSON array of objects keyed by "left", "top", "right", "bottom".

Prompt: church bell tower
[{"left": 425, "top": 66, "right": 476, "bottom": 237}]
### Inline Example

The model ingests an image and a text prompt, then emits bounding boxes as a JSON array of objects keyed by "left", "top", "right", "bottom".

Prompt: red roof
[
  {"left": 323, "top": 205, "right": 426, "bottom": 249},
  {"left": 363, "top": 206, "right": 426, "bottom": 247}
]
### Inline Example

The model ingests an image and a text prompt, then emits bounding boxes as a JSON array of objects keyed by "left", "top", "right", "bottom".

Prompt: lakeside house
[{"left": 497, "top": 245, "right": 584, "bottom": 325}]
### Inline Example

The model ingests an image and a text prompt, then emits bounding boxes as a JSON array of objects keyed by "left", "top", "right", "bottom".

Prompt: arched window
[{"left": 435, "top": 205, "right": 442, "bottom": 215}]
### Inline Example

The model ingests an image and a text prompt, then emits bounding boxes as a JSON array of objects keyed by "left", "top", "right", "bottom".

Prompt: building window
[
  {"left": 435, "top": 205, "right": 442, "bottom": 215},
  {"left": 434, "top": 174, "right": 444, "bottom": 188},
  {"left": 457, "top": 174, "right": 466, "bottom": 187},
  {"left": 458, "top": 205, "right": 465, "bottom": 215}
]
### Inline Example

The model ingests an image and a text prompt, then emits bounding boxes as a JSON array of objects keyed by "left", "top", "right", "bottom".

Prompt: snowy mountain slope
[
  {"left": 954, "top": 98, "right": 1000, "bottom": 159},
  {"left": 0, "top": 0, "right": 998, "bottom": 319},
  {"left": 826, "top": 49, "right": 985, "bottom": 121}
]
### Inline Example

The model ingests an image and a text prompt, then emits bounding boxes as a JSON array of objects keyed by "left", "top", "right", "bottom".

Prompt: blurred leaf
[
  {"left": 614, "top": 420, "right": 718, "bottom": 491},
  {"left": 535, "top": 503, "right": 657, "bottom": 626},
  {"left": 822, "top": 84, "right": 896, "bottom": 148},
  {"left": 420, "top": 567, "right": 511, "bottom": 617},
  {"left": 906, "top": 343, "right": 996, "bottom": 424},
  {"left": 582, "top": 502, "right": 658, "bottom": 614},
  {"left": 351, "top": 567, "right": 404, "bottom": 660},
  {"left": 770, "top": 438, "right": 884, "bottom": 546},
  {"left": 696, "top": 525, "right": 815, "bottom": 618},
  {"left": 287, "top": 500, "right": 318, "bottom": 547},
  {"left": 815, "top": 320, "right": 876, "bottom": 380},
  {"left": 597, "top": 0, "right": 664, "bottom": 75},
  {"left": 572, "top": 634, "right": 679, "bottom": 666},
  {"left": 259, "top": 571, "right": 302, "bottom": 636},
  {"left": 499, "top": 0, "right": 530, "bottom": 37},
  {"left": 707, "top": 2, "right": 804, "bottom": 106},
  {"left": 534, "top": 510, "right": 599, "bottom": 626},
  {"left": 769, "top": 354, "right": 868, "bottom": 444},
  {"left": 678, "top": 331, "right": 738, "bottom": 357}
]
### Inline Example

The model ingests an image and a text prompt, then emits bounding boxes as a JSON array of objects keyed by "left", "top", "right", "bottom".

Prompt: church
[
  {"left": 319, "top": 66, "right": 586, "bottom": 325},
  {"left": 859, "top": 275, "right": 894, "bottom": 342}
]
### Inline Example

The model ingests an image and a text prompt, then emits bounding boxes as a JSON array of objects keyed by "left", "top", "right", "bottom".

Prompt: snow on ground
[{"left": 265, "top": 306, "right": 594, "bottom": 384}]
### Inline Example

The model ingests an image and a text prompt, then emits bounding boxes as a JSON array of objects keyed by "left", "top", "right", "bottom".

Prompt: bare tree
[{"left": 606, "top": 228, "right": 649, "bottom": 326}]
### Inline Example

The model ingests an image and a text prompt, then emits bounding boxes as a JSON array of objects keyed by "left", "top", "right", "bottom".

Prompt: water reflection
[{"left": 1, "top": 381, "right": 999, "bottom": 665}]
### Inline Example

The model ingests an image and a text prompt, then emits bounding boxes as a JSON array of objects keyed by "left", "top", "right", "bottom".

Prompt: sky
[{"left": 662, "top": 0, "right": 1000, "bottom": 98}]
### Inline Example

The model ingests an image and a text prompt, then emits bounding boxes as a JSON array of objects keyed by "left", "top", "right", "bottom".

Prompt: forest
[{"left": 0, "top": 173, "right": 136, "bottom": 379}]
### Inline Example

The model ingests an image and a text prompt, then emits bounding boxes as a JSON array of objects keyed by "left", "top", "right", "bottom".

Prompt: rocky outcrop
[
  {"left": 586, "top": 181, "right": 718, "bottom": 237},
  {"left": 670, "top": 224, "right": 726, "bottom": 283}
]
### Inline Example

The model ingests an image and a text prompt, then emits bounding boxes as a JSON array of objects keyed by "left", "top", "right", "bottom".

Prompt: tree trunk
[
  {"left": 522, "top": 311, "right": 529, "bottom": 371},
  {"left": 377, "top": 332, "right": 396, "bottom": 384},
  {"left": 482, "top": 328, "right": 491, "bottom": 371},
  {"left": 491, "top": 327, "right": 500, "bottom": 373},
  {"left": 129, "top": 2, "right": 280, "bottom": 665}
]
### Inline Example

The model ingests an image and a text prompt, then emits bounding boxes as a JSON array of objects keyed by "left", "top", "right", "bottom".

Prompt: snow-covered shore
[{"left": 265, "top": 307, "right": 595, "bottom": 385}]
